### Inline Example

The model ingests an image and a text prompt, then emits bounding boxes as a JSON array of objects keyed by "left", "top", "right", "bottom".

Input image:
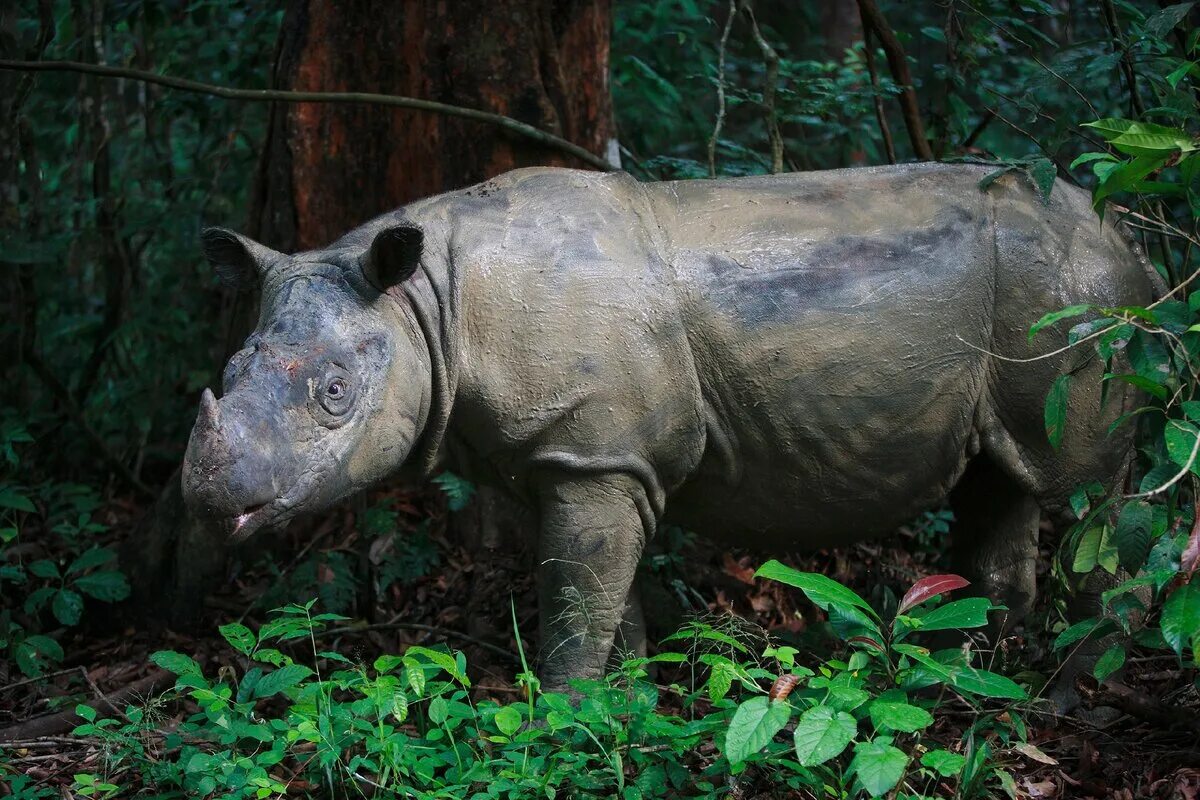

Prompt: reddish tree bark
[{"left": 251, "top": 0, "right": 615, "bottom": 251}]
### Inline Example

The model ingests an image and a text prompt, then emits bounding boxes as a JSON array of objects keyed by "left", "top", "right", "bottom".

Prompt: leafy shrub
[{"left": 72, "top": 566, "right": 1032, "bottom": 798}]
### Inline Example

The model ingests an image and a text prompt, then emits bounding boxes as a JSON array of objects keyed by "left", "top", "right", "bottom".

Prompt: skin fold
[{"left": 182, "top": 163, "right": 1155, "bottom": 694}]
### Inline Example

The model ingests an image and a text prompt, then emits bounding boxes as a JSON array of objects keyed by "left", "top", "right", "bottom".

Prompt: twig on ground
[{"left": 0, "top": 671, "right": 169, "bottom": 742}]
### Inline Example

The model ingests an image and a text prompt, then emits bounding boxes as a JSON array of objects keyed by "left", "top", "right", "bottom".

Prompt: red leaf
[{"left": 898, "top": 574, "right": 971, "bottom": 615}]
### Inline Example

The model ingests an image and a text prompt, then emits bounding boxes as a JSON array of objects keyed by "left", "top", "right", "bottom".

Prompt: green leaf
[
  {"left": 151, "top": 650, "right": 202, "bottom": 676},
  {"left": 1028, "top": 305, "right": 1092, "bottom": 342},
  {"left": 52, "top": 589, "right": 84, "bottom": 626},
  {"left": 1070, "top": 152, "right": 1116, "bottom": 169},
  {"left": 1094, "top": 644, "right": 1126, "bottom": 682},
  {"left": 29, "top": 559, "right": 60, "bottom": 580},
  {"left": 253, "top": 664, "right": 314, "bottom": 698},
  {"left": 15, "top": 635, "right": 64, "bottom": 677},
  {"left": 1166, "top": 420, "right": 1200, "bottom": 477},
  {"left": 1053, "top": 618, "right": 1118, "bottom": 651},
  {"left": 0, "top": 489, "right": 36, "bottom": 513},
  {"left": 74, "top": 571, "right": 130, "bottom": 602},
  {"left": 1161, "top": 582, "right": 1200, "bottom": 657},
  {"left": 755, "top": 560, "right": 879, "bottom": 621},
  {"left": 1044, "top": 373, "right": 1072, "bottom": 450},
  {"left": 494, "top": 705, "right": 522, "bottom": 737},
  {"left": 724, "top": 696, "right": 792, "bottom": 765},
  {"left": 849, "top": 740, "right": 908, "bottom": 797},
  {"left": 1025, "top": 158, "right": 1057, "bottom": 203},
  {"left": 66, "top": 547, "right": 116, "bottom": 576},
  {"left": 1143, "top": 3, "right": 1197, "bottom": 41},
  {"left": 429, "top": 696, "right": 449, "bottom": 725},
  {"left": 405, "top": 646, "right": 470, "bottom": 686},
  {"left": 1110, "top": 131, "right": 1196, "bottom": 157},
  {"left": 1081, "top": 118, "right": 1138, "bottom": 139},
  {"left": 1114, "top": 501, "right": 1154, "bottom": 572},
  {"left": 921, "top": 748, "right": 966, "bottom": 778},
  {"left": 868, "top": 700, "right": 933, "bottom": 733},
  {"left": 792, "top": 706, "right": 857, "bottom": 767},
  {"left": 911, "top": 597, "right": 993, "bottom": 631},
  {"left": 219, "top": 623, "right": 257, "bottom": 656},
  {"left": 951, "top": 666, "right": 1027, "bottom": 699}
]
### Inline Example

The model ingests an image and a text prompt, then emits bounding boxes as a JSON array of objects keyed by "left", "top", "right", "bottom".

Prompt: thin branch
[
  {"left": 741, "top": 1, "right": 783, "bottom": 173},
  {"left": 859, "top": 25, "right": 896, "bottom": 164},
  {"left": 855, "top": 0, "right": 934, "bottom": 160},
  {"left": 708, "top": 0, "right": 737, "bottom": 177},
  {"left": 320, "top": 617, "right": 517, "bottom": 661},
  {"left": 0, "top": 59, "right": 614, "bottom": 172}
]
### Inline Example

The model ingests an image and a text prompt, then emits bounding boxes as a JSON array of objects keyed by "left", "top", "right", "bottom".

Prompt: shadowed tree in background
[{"left": 125, "top": 0, "right": 616, "bottom": 632}]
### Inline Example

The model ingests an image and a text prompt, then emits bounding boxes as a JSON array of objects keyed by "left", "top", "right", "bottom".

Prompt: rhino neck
[{"left": 396, "top": 223, "right": 458, "bottom": 478}]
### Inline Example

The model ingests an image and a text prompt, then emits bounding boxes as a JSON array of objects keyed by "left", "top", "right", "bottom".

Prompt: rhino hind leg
[{"left": 949, "top": 456, "right": 1041, "bottom": 633}]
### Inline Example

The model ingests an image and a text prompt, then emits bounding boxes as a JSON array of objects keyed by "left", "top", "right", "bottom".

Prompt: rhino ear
[
  {"left": 201, "top": 227, "right": 281, "bottom": 289},
  {"left": 361, "top": 224, "right": 423, "bottom": 290}
]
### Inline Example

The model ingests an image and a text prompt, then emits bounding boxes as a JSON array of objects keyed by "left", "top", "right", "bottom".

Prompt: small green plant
[
  {"left": 1034, "top": 12, "right": 1200, "bottom": 690},
  {"left": 0, "top": 413, "right": 130, "bottom": 677},
  {"left": 71, "top": 562, "right": 1029, "bottom": 799},
  {"left": 719, "top": 561, "right": 1028, "bottom": 798}
]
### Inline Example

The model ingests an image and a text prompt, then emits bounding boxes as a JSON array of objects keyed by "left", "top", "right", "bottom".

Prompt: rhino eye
[{"left": 316, "top": 370, "right": 355, "bottom": 421}]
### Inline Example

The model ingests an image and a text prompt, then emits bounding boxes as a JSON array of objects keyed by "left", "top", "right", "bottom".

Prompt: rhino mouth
[{"left": 224, "top": 452, "right": 338, "bottom": 542}]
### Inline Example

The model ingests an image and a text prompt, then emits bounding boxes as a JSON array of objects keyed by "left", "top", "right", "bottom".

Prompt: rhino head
[{"left": 181, "top": 224, "right": 432, "bottom": 540}]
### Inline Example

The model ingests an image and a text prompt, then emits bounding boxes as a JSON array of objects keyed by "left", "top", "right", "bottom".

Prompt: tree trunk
[{"left": 125, "top": 0, "right": 615, "bottom": 633}]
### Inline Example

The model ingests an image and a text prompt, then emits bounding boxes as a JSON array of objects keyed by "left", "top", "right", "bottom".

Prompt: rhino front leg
[{"left": 535, "top": 471, "right": 649, "bottom": 691}]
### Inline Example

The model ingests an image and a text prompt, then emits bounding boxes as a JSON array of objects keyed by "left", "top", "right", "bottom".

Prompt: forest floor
[{"left": 2, "top": 486, "right": 1198, "bottom": 799}]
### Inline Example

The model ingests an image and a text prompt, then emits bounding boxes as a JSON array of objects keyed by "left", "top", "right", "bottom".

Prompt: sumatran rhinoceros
[{"left": 182, "top": 163, "right": 1155, "bottom": 691}]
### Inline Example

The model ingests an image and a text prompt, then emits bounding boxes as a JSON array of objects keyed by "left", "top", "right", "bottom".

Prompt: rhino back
[{"left": 646, "top": 164, "right": 999, "bottom": 544}]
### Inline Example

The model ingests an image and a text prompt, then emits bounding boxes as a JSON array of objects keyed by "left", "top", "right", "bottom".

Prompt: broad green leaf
[
  {"left": 792, "top": 706, "right": 857, "bottom": 767},
  {"left": 910, "top": 597, "right": 993, "bottom": 631},
  {"left": 1166, "top": 420, "right": 1200, "bottom": 477},
  {"left": 1053, "top": 618, "right": 1117, "bottom": 650},
  {"left": 74, "top": 571, "right": 130, "bottom": 602},
  {"left": 755, "top": 560, "right": 879, "bottom": 620},
  {"left": 52, "top": 589, "right": 84, "bottom": 626},
  {"left": 406, "top": 646, "right": 470, "bottom": 686},
  {"left": 429, "top": 696, "right": 449, "bottom": 725},
  {"left": 868, "top": 700, "right": 933, "bottom": 733},
  {"left": 1114, "top": 501, "right": 1154, "bottom": 572},
  {"left": 1081, "top": 118, "right": 1137, "bottom": 139},
  {"left": 1028, "top": 305, "right": 1092, "bottom": 342},
  {"left": 219, "top": 623, "right": 257, "bottom": 656},
  {"left": 1093, "top": 644, "right": 1125, "bottom": 682},
  {"left": 1044, "top": 373, "right": 1072, "bottom": 450},
  {"left": 849, "top": 740, "right": 908, "bottom": 797},
  {"left": 1110, "top": 131, "right": 1196, "bottom": 157},
  {"left": 28, "top": 560, "right": 60, "bottom": 580},
  {"left": 151, "top": 650, "right": 202, "bottom": 676},
  {"left": 1069, "top": 152, "right": 1116, "bottom": 169},
  {"left": 1161, "top": 582, "right": 1200, "bottom": 657},
  {"left": 1026, "top": 158, "right": 1057, "bottom": 203},
  {"left": 724, "top": 696, "right": 792, "bottom": 765},
  {"left": 951, "top": 666, "right": 1027, "bottom": 699},
  {"left": 254, "top": 664, "right": 314, "bottom": 698},
  {"left": 1127, "top": 328, "right": 1172, "bottom": 385},
  {"left": 1143, "top": 3, "right": 1196, "bottom": 40},
  {"left": 16, "top": 635, "right": 64, "bottom": 677},
  {"left": 921, "top": 748, "right": 966, "bottom": 777},
  {"left": 66, "top": 547, "right": 116, "bottom": 576},
  {"left": 0, "top": 489, "right": 36, "bottom": 513},
  {"left": 493, "top": 705, "right": 522, "bottom": 737}
]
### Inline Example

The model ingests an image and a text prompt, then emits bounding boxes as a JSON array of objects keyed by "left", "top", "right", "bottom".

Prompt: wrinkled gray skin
[{"left": 183, "top": 163, "right": 1154, "bottom": 696}]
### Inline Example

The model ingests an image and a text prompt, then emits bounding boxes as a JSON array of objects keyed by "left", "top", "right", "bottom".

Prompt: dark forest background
[{"left": 2, "top": 1, "right": 1199, "bottom": 797}]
